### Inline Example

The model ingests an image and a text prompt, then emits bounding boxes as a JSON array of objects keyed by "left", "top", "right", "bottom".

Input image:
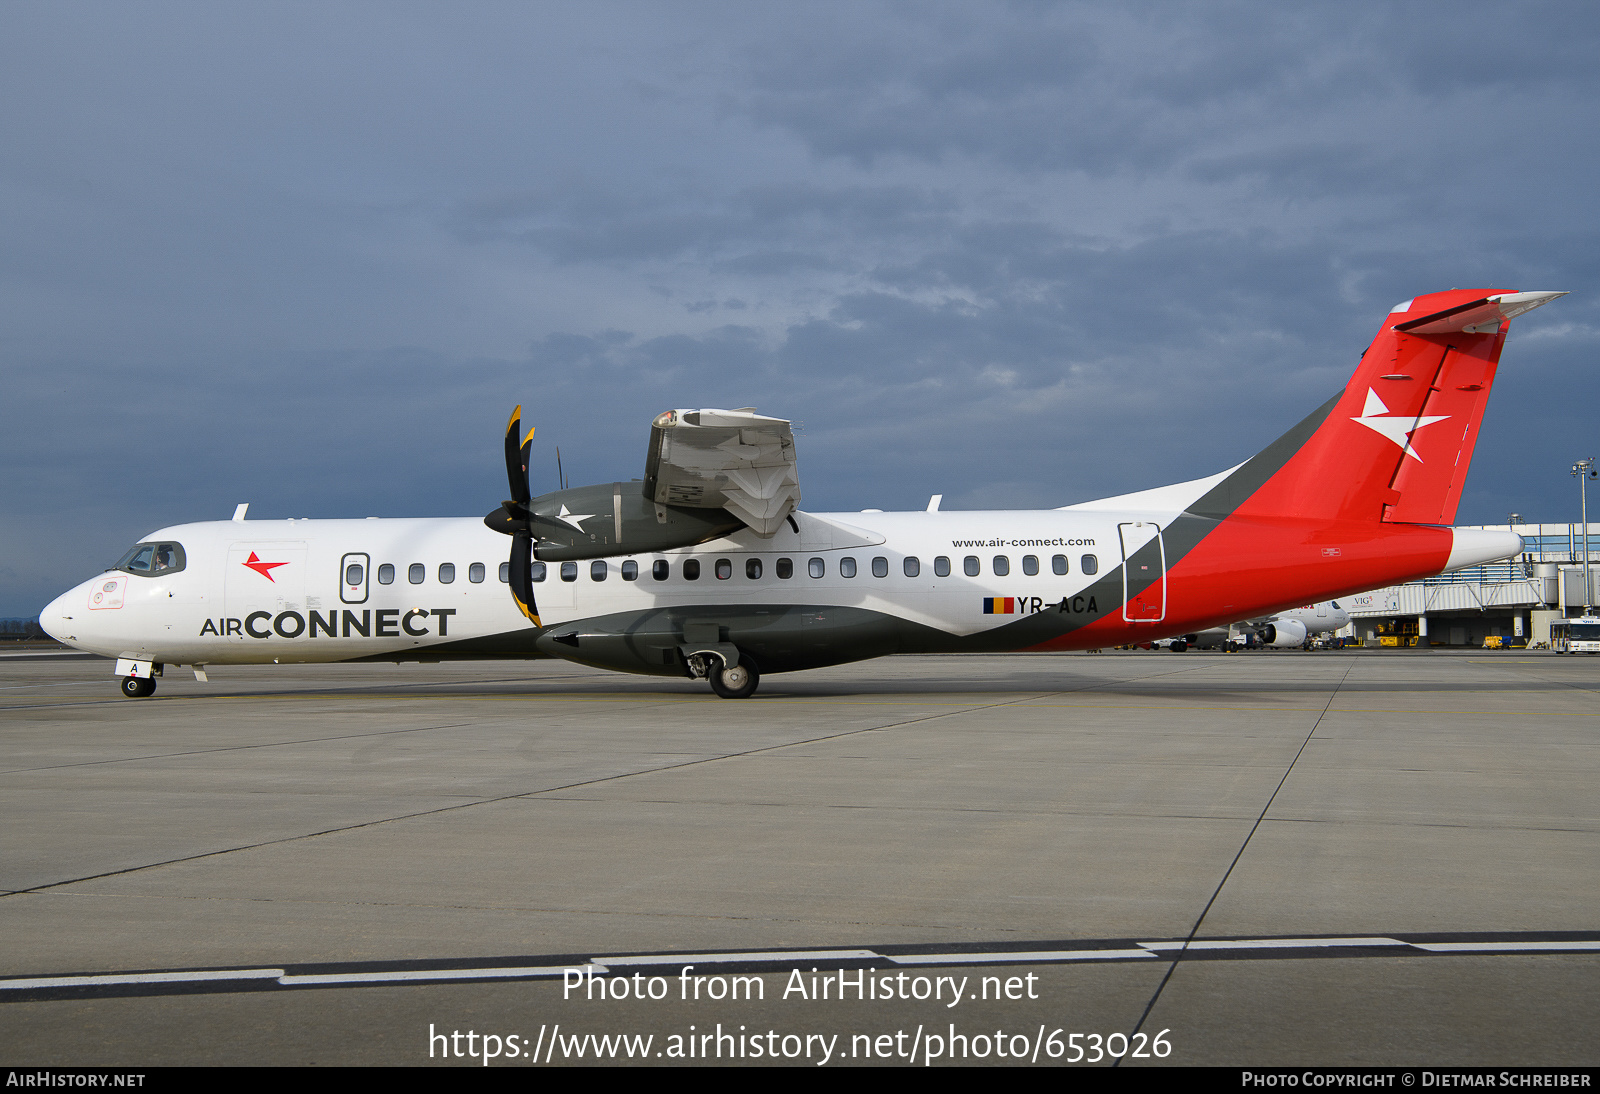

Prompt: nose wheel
[
  {"left": 708, "top": 658, "right": 759, "bottom": 699},
  {"left": 120, "top": 676, "right": 156, "bottom": 698}
]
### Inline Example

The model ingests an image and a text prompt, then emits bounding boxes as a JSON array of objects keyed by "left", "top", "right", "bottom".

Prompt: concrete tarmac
[{"left": 0, "top": 650, "right": 1595, "bottom": 1067}]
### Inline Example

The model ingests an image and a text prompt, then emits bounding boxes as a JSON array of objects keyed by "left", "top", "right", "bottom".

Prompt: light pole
[{"left": 1573, "top": 460, "right": 1596, "bottom": 615}]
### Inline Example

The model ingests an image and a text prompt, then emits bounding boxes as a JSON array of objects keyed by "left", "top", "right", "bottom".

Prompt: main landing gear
[
  {"left": 709, "top": 658, "right": 760, "bottom": 699},
  {"left": 120, "top": 676, "right": 156, "bottom": 698},
  {"left": 685, "top": 648, "right": 761, "bottom": 699}
]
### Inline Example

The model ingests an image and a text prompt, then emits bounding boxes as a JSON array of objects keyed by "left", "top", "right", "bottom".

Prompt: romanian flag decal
[{"left": 983, "top": 597, "right": 1017, "bottom": 615}]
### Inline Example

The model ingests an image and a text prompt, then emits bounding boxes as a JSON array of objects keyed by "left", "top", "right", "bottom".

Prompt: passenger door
[
  {"left": 1118, "top": 522, "right": 1166, "bottom": 623},
  {"left": 340, "top": 552, "right": 370, "bottom": 604}
]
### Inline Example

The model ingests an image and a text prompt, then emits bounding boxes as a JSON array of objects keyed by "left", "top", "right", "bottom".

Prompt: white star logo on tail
[{"left": 1350, "top": 389, "right": 1449, "bottom": 462}]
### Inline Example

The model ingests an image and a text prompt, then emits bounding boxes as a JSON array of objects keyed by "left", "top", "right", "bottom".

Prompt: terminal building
[{"left": 1341, "top": 523, "right": 1600, "bottom": 648}]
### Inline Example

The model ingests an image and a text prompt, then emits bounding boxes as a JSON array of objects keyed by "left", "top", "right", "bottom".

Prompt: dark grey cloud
[{"left": 3, "top": 1, "right": 1598, "bottom": 615}]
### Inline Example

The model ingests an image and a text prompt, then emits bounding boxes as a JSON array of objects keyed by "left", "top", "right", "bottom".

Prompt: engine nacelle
[
  {"left": 1261, "top": 619, "right": 1308, "bottom": 648},
  {"left": 485, "top": 481, "right": 745, "bottom": 562}
]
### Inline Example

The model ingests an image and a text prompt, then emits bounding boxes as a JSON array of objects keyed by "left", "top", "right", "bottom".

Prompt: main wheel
[
  {"left": 708, "top": 658, "right": 759, "bottom": 699},
  {"left": 120, "top": 676, "right": 156, "bottom": 698},
  {"left": 1170, "top": 640, "right": 1188, "bottom": 652}
]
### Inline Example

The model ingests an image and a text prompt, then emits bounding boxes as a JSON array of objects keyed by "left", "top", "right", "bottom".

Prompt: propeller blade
[
  {"left": 508, "top": 531, "right": 541, "bottom": 626},
  {"left": 505, "top": 406, "right": 533, "bottom": 507}
]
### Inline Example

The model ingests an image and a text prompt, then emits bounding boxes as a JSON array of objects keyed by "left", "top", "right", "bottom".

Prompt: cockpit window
[{"left": 116, "top": 541, "right": 186, "bottom": 576}]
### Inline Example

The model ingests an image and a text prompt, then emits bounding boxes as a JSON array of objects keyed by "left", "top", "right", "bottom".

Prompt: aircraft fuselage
[{"left": 42, "top": 504, "right": 1486, "bottom": 679}]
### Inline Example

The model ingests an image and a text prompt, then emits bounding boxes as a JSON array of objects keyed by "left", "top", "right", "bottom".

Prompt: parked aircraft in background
[
  {"left": 40, "top": 289, "right": 1561, "bottom": 697},
  {"left": 1158, "top": 601, "right": 1352, "bottom": 650}
]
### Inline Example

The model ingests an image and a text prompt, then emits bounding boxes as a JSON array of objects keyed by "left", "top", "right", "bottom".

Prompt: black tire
[
  {"left": 1170, "top": 640, "right": 1188, "bottom": 652},
  {"left": 708, "top": 657, "right": 759, "bottom": 699},
  {"left": 120, "top": 676, "right": 156, "bottom": 698}
]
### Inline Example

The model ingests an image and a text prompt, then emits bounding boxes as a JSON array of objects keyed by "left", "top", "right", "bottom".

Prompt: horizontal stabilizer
[{"left": 1392, "top": 291, "right": 1565, "bottom": 335}]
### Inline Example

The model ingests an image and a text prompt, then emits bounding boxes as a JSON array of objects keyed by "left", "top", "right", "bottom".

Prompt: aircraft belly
[{"left": 531, "top": 604, "right": 905, "bottom": 676}]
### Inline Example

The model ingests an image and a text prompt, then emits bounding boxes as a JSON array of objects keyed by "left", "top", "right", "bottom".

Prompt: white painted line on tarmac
[
  {"left": 9, "top": 935, "right": 1600, "bottom": 1000},
  {"left": 888, "top": 949, "right": 1156, "bottom": 965},
  {"left": 1139, "top": 937, "right": 1406, "bottom": 952},
  {"left": 602, "top": 950, "right": 880, "bottom": 966},
  {"left": 0, "top": 969, "right": 285, "bottom": 990},
  {"left": 1408, "top": 941, "right": 1600, "bottom": 953},
  {"left": 279, "top": 964, "right": 585, "bottom": 986}
]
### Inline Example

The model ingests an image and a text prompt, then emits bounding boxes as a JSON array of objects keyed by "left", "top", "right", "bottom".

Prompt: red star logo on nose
[{"left": 243, "top": 552, "right": 288, "bottom": 582}]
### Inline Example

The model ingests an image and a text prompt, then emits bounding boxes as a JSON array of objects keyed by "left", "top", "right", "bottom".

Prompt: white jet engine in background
[{"left": 1259, "top": 617, "right": 1309, "bottom": 648}]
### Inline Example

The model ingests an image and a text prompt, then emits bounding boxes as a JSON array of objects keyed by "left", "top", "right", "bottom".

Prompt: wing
[{"left": 644, "top": 408, "right": 801, "bottom": 537}]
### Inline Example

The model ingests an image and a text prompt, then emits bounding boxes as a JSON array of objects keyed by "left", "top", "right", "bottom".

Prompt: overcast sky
[{"left": 4, "top": 1, "right": 1599, "bottom": 616}]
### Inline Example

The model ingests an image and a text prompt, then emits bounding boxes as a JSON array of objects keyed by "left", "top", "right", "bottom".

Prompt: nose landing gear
[{"left": 120, "top": 676, "right": 156, "bottom": 698}]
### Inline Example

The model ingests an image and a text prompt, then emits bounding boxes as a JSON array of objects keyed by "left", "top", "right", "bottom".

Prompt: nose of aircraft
[{"left": 38, "top": 587, "right": 77, "bottom": 645}]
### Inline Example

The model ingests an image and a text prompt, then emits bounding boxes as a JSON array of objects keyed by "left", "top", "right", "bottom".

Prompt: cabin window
[
  {"left": 839, "top": 557, "right": 857, "bottom": 578},
  {"left": 652, "top": 559, "right": 669, "bottom": 580},
  {"left": 872, "top": 556, "right": 888, "bottom": 578},
  {"left": 683, "top": 559, "right": 700, "bottom": 580},
  {"left": 1052, "top": 554, "right": 1068, "bottom": 575},
  {"left": 935, "top": 556, "right": 951, "bottom": 577},
  {"left": 963, "top": 556, "right": 980, "bottom": 577},
  {"left": 498, "top": 563, "right": 508, "bottom": 583},
  {"left": 621, "top": 560, "right": 639, "bottom": 581},
  {"left": 993, "top": 556, "right": 1010, "bottom": 577},
  {"left": 715, "top": 558, "right": 732, "bottom": 580},
  {"left": 531, "top": 562, "right": 546, "bottom": 582},
  {"left": 591, "top": 560, "right": 607, "bottom": 581},
  {"left": 408, "top": 563, "right": 425, "bottom": 584},
  {"left": 746, "top": 558, "right": 762, "bottom": 579},
  {"left": 379, "top": 564, "right": 395, "bottom": 584},
  {"left": 808, "top": 557, "right": 825, "bottom": 578},
  {"left": 561, "top": 561, "right": 578, "bottom": 582},
  {"left": 439, "top": 563, "right": 456, "bottom": 584},
  {"left": 116, "top": 542, "right": 187, "bottom": 576},
  {"left": 469, "top": 562, "right": 485, "bottom": 583},
  {"left": 344, "top": 563, "right": 364, "bottom": 586},
  {"left": 1022, "top": 555, "right": 1038, "bottom": 576},
  {"left": 904, "top": 556, "right": 920, "bottom": 577},
  {"left": 777, "top": 557, "right": 794, "bottom": 579},
  {"left": 1081, "top": 554, "right": 1098, "bottom": 575}
]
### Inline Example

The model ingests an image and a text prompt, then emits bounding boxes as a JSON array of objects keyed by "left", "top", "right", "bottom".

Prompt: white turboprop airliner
[{"left": 40, "top": 289, "right": 1561, "bottom": 698}]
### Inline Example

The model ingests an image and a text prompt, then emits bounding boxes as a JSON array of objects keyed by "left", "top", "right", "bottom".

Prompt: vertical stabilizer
[{"left": 1216, "top": 290, "right": 1563, "bottom": 526}]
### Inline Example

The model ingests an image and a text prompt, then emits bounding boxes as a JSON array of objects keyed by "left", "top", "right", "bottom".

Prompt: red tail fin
[{"left": 1235, "top": 290, "right": 1564, "bottom": 525}]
